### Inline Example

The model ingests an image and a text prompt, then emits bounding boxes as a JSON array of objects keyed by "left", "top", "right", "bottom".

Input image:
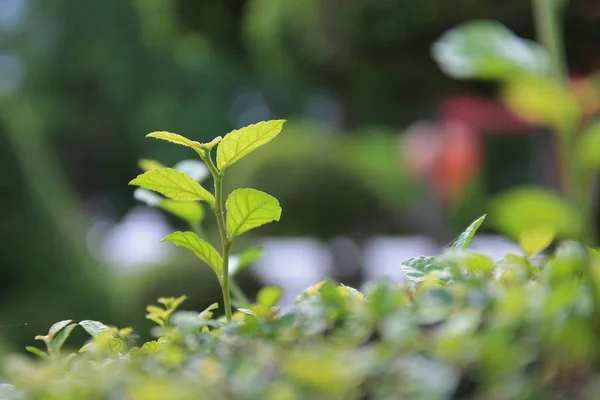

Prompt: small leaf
[
  {"left": 79, "top": 320, "right": 110, "bottom": 338},
  {"left": 129, "top": 168, "right": 215, "bottom": 204},
  {"left": 48, "top": 320, "right": 74, "bottom": 341},
  {"left": 160, "top": 200, "right": 204, "bottom": 223},
  {"left": 451, "top": 215, "right": 486, "bottom": 250},
  {"left": 519, "top": 227, "right": 555, "bottom": 256},
  {"left": 198, "top": 303, "right": 219, "bottom": 320},
  {"left": 577, "top": 120, "right": 600, "bottom": 171},
  {"left": 217, "top": 120, "right": 286, "bottom": 170},
  {"left": 432, "top": 20, "right": 550, "bottom": 81},
  {"left": 400, "top": 256, "right": 447, "bottom": 283},
  {"left": 51, "top": 323, "right": 77, "bottom": 355},
  {"left": 226, "top": 188, "right": 282, "bottom": 238},
  {"left": 173, "top": 159, "right": 210, "bottom": 182},
  {"left": 161, "top": 232, "right": 223, "bottom": 278},
  {"left": 146, "top": 131, "right": 204, "bottom": 152},
  {"left": 147, "top": 305, "right": 165, "bottom": 315},
  {"left": 199, "top": 136, "right": 222, "bottom": 150},
  {"left": 26, "top": 346, "right": 48, "bottom": 359},
  {"left": 169, "top": 295, "right": 187, "bottom": 311},
  {"left": 490, "top": 187, "right": 582, "bottom": 240},
  {"left": 139, "top": 159, "right": 166, "bottom": 171},
  {"left": 230, "top": 247, "right": 264, "bottom": 276},
  {"left": 257, "top": 286, "right": 282, "bottom": 309}
]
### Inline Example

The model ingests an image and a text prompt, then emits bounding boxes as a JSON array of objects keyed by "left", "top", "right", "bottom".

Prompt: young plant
[{"left": 129, "top": 120, "right": 286, "bottom": 322}]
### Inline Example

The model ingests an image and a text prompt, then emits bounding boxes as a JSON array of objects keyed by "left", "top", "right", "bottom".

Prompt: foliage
[
  {"left": 432, "top": 15, "right": 600, "bottom": 245},
  {"left": 130, "top": 120, "right": 285, "bottom": 321},
  {"left": 7, "top": 215, "right": 600, "bottom": 398}
]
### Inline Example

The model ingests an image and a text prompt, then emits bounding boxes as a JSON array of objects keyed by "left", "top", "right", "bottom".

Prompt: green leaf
[
  {"left": 230, "top": 247, "right": 264, "bottom": 276},
  {"left": 51, "top": 323, "right": 77, "bottom": 355},
  {"left": 79, "top": 320, "right": 110, "bottom": 338},
  {"left": 502, "top": 77, "right": 580, "bottom": 133},
  {"left": 217, "top": 120, "right": 286, "bottom": 170},
  {"left": 577, "top": 121, "right": 600, "bottom": 171},
  {"left": 134, "top": 188, "right": 204, "bottom": 223},
  {"left": 25, "top": 346, "right": 48, "bottom": 359},
  {"left": 226, "top": 188, "right": 282, "bottom": 238},
  {"left": 432, "top": 20, "right": 550, "bottom": 81},
  {"left": 490, "top": 187, "right": 582, "bottom": 240},
  {"left": 519, "top": 227, "right": 555, "bottom": 257},
  {"left": 160, "top": 200, "right": 204, "bottom": 223},
  {"left": 257, "top": 286, "right": 282, "bottom": 309},
  {"left": 139, "top": 158, "right": 166, "bottom": 171},
  {"left": 48, "top": 319, "right": 74, "bottom": 341},
  {"left": 129, "top": 168, "right": 214, "bottom": 204},
  {"left": 146, "top": 131, "right": 204, "bottom": 152},
  {"left": 161, "top": 232, "right": 223, "bottom": 278},
  {"left": 198, "top": 303, "right": 219, "bottom": 320},
  {"left": 199, "top": 136, "right": 223, "bottom": 150},
  {"left": 451, "top": 215, "right": 486, "bottom": 250},
  {"left": 400, "top": 256, "right": 447, "bottom": 283}
]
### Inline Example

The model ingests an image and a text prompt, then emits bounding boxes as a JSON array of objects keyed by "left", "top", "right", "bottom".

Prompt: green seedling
[{"left": 130, "top": 120, "right": 286, "bottom": 322}]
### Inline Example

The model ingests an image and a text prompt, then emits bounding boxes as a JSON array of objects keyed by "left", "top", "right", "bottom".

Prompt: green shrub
[{"left": 4, "top": 224, "right": 600, "bottom": 399}]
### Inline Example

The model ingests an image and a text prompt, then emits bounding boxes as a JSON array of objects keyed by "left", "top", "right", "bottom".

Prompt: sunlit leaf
[
  {"left": 198, "top": 303, "right": 219, "bottom": 320},
  {"left": 134, "top": 188, "right": 204, "bottom": 223},
  {"left": 161, "top": 231, "right": 223, "bottom": 278},
  {"left": 25, "top": 346, "right": 48, "bottom": 359},
  {"left": 490, "top": 187, "right": 582, "bottom": 240},
  {"left": 451, "top": 215, "right": 486, "bottom": 250},
  {"left": 48, "top": 320, "right": 74, "bottom": 341},
  {"left": 160, "top": 200, "right": 204, "bottom": 223},
  {"left": 230, "top": 247, "right": 264, "bottom": 276},
  {"left": 502, "top": 77, "right": 580, "bottom": 132},
  {"left": 226, "top": 188, "right": 281, "bottom": 238},
  {"left": 146, "top": 131, "right": 204, "bottom": 152},
  {"left": 432, "top": 20, "right": 550, "bottom": 81},
  {"left": 519, "top": 226, "right": 555, "bottom": 256},
  {"left": 51, "top": 323, "right": 77, "bottom": 355},
  {"left": 217, "top": 120, "right": 286, "bottom": 170},
  {"left": 139, "top": 158, "right": 166, "bottom": 172},
  {"left": 257, "top": 286, "right": 282, "bottom": 309},
  {"left": 129, "top": 168, "right": 214, "bottom": 204},
  {"left": 79, "top": 320, "right": 110, "bottom": 338}
]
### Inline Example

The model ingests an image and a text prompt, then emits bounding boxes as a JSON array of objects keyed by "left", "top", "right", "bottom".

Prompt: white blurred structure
[{"left": 89, "top": 207, "right": 525, "bottom": 305}]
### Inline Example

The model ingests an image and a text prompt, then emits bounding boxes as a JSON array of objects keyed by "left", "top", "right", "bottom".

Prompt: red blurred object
[
  {"left": 429, "top": 121, "right": 483, "bottom": 206},
  {"left": 401, "top": 120, "right": 482, "bottom": 207},
  {"left": 402, "top": 71, "right": 600, "bottom": 207},
  {"left": 438, "top": 95, "right": 532, "bottom": 133}
]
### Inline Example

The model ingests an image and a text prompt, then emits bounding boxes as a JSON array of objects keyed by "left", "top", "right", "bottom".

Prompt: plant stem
[
  {"left": 200, "top": 150, "right": 233, "bottom": 322},
  {"left": 189, "top": 217, "right": 249, "bottom": 306},
  {"left": 532, "top": 0, "right": 593, "bottom": 243},
  {"left": 532, "top": 0, "right": 568, "bottom": 84}
]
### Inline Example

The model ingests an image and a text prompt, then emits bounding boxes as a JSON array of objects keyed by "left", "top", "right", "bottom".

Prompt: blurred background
[{"left": 1, "top": 0, "right": 600, "bottom": 350}]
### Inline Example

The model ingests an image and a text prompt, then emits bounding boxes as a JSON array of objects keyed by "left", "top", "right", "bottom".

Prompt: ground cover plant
[{"left": 5, "top": 1, "right": 600, "bottom": 399}]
